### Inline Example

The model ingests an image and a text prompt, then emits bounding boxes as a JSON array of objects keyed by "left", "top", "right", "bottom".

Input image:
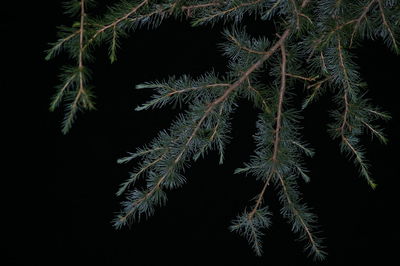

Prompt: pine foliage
[{"left": 47, "top": 0, "right": 398, "bottom": 260}]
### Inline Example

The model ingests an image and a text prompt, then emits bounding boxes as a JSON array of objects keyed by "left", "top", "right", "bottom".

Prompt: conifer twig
[
  {"left": 86, "top": 0, "right": 150, "bottom": 47},
  {"left": 286, "top": 73, "right": 318, "bottom": 81},
  {"left": 248, "top": 41, "right": 287, "bottom": 224},
  {"left": 278, "top": 42, "right": 324, "bottom": 258},
  {"left": 227, "top": 34, "right": 270, "bottom": 55},
  {"left": 350, "top": 0, "right": 377, "bottom": 47},
  {"left": 277, "top": 173, "right": 323, "bottom": 257},
  {"left": 377, "top": 0, "right": 399, "bottom": 52},
  {"left": 77, "top": 0, "right": 85, "bottom": 101},
  {"left": 61, "top": 0, "right": 95, "bottom": 134},
  {"left": 193, "top": 0, "right": 262, "bottom": 24}
]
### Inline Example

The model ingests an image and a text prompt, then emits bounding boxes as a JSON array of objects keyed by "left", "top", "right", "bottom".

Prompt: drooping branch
[
  {"left": 247, "top": 40, "right": 288, "bottom": 220},
  {"left": 48, "top": 0, "right": 396, "bottom": 260},
  {"left": 377, "top": 0, "right": 399, "bottom": 52},
  {"left": 336, "top": 38, "right": 377, "bottom": 189},
  {"left": 272, "top": 43, "right": 323, "bottom": 252},
  {"left": 61, "top": 0, "right": 95, "bottom": 134},
  {"left": 277, "top": 172, "right": 325, "bottom": 258},
  {"left": 118, "top": 30, "right": 291, "bottom": 224}
]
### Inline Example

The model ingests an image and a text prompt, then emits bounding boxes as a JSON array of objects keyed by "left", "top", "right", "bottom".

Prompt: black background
[{"left": 3, "top": 1, "right": 400, "bottom": 265}]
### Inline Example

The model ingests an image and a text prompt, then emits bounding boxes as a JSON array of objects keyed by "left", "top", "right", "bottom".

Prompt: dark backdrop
[{"left": 3, "top": 1, "right": 399, "bottom": 265}]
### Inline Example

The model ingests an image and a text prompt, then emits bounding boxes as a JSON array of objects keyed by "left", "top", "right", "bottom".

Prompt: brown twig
[
  {"left": 71, "top": 0, "right": 88, "bottom": 111},
  {"left": 337, "top": 39, "right": 351, "bottom": 135},
  {"left": 286, "top": 73, "right": 318, "bottom": 81}
]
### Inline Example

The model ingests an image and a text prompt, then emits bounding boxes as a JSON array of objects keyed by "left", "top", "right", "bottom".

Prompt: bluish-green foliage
[{"left": 47, "top": 0, "right": 398, "bottom": 260}]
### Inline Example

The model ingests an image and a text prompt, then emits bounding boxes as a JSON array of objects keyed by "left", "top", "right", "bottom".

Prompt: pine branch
[
  {"left": 48, "top": 0, "right": 396, "bottom": 260},
  {"left": 116, "top": 149, "right": 168, "bottom": 196},
  {"left": 277, "top": 43, "right": 323, "bottom": 259},
  {"left": 341, "top": 136, "right": 376, "bottom": 188},
  {"left": 62, "top": 0, "right": 94, "bottom": 134},
  {"left": 135, "top": 82, "right": 230, "bottom": 111},
  {"left": 277, "top": 172, "right": 326, "bottom": 260},
  {"left": 49, "top": 73, "right": 77, "bottom": 111},
  {"left": 47, "top": 0, "right": 96, "bottom": 134},
  {"left": 333, "top": 38, "right": 378, "bottom": 189}
]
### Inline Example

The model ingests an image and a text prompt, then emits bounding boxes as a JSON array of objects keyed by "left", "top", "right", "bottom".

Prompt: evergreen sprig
[{"left": 47, "top": 0, "right": 398, "bottom": 260}]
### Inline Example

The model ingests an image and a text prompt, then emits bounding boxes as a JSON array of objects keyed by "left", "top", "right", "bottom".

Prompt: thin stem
[
  {"left": 341, "top": 136, "right": 376, "bottom": 188},
  {"left": 289, "top": 0, "right": 300, "bottom": 30},
  {"left": 165, "top": 83, "right": 231, "bottom": 97},
  {"left": 246, "top": 77, "right": 271, "bottom": 113},
  {"left": 71, "top": 0, "right": 88, "bottom": 112},
  {"left": 50, "top": 74, "right": 77, "bottom": 111},
  {"left": 361, "top": 120, "right": 385, "bottom": 141},
  {"left": 306, "top": 77, "right": 330, "bottom": 89},
  {"left": 301, "top": 0, "right": 311, "bottom": 8},
  {"left": 350, "top": 0, "right": 377, "bottom": 47},
  {"left": 286, "top": 73, "right": 318, "bottom": 81},
  {"left": 181, "top": 1, "right": 223, "bottom": 16},
  {"left": 272, "top": 42, "right": 287, "bottom": 163},
  {"left": 210, "top": 104, "right": 225, "bottom": 141},
  {"left": 181, "top": 1, "right": 222, "bottom": 10},
  {"left": 377, "top": 0, "right": 398, "bottom": 51},
  {"left": 337, "top": 38, "right": 351, "bottom": 135},
  {"left": 227, "top": 33, "right": 270, "bottom": 55},
  {"left": 78, "top": 0, "right": 85, "bottom": 97},
  {"left": 248, "top": 174, "right": 273, "bottom": 219},
  {"left": 194, "top": 0, "right": 262, "bottom": 24}
]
